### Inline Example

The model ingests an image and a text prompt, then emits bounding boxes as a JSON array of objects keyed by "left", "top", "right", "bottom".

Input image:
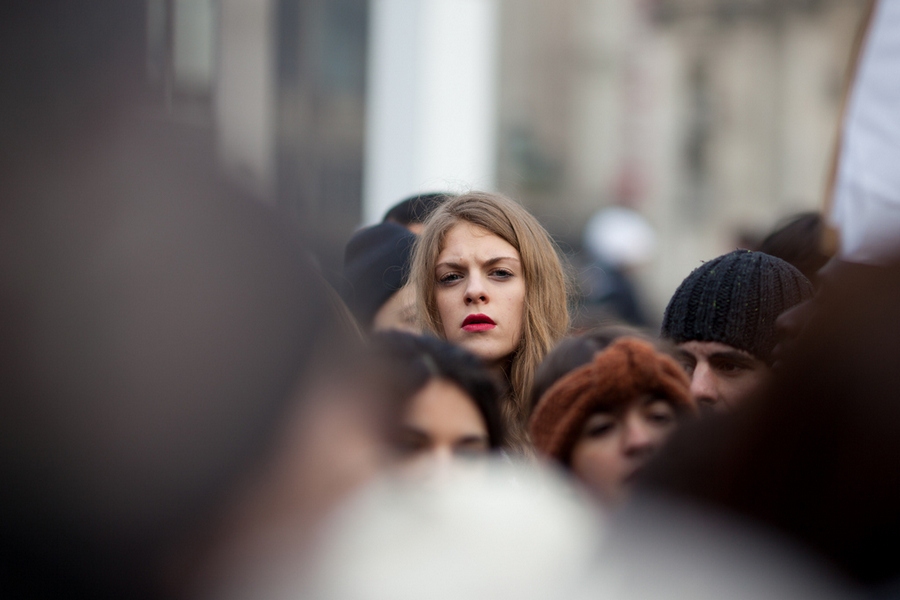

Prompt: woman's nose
[
  {"left": 464, "top": 275, "right": 488, "bottom": 303},
  {"left": 622, "top": 419, "right": 656, "bottom": 456}
]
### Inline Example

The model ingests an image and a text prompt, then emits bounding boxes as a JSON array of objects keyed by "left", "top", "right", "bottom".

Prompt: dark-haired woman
[{"left": 372, "top": 331, "right": 506, "bottom": 470}]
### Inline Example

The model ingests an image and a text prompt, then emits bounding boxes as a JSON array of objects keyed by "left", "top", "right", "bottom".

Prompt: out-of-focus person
[
  {"left": 0, "top": 3, "right": 388, "bottom": 597},
  {"left": 759, "top": 212, "right": 830, "bottom": 287},
  {"left": 576, "top": 206, "right": 656, "bottom": 329},
  {"left": 371, "top": 332, "right": 505, "bottom": 471},
  {"left": 0, "top": 160, "right": 389, "bottom": 599},
  {"left": 342, "top": 222, "right": 419, "bottom": 334},
  {"left": 528, "top": 324, "right": 657, "bottom": 412},
  {"left": 382, "top": 191, "right": 453, "bottom": 235},
  {"left": 661, "top": 250, "right": 813, "bottom": 412},
  {"left": 530, "top": 337, "right": 694, "bottom": 508},
  {"left": 410, "top": 192, "right": 570, "bottom": 452},
  {"left": 291, "top": 461, "right": 604, "bottom": 600}
]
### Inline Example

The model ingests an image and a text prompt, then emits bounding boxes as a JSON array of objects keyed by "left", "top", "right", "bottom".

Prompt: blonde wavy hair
[{"left": 410, "top": 191, "right": 570, "bottom": 449}]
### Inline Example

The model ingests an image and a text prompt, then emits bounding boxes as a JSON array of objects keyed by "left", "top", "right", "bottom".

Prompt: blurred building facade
[
  {"left": 136, "top": 0, "right": 865, "bottom": 312},
  {"left": 143, "top": 0, "right": 368, "bottom": 279},
  {"left": 497, "top": 0, "right": 867, "bottom": 316}
]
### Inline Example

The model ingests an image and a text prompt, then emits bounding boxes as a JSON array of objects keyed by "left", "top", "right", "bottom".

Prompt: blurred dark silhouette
[
  {"left": 575, "top": 207, "right": 656, "bottom": 329},
  {"left": 0, "top": 3, "right": 373, "bottom": 598},
  {"left": 643, "top": 254, "right": 900, "bottom": 589},
  {"left": 759, "top": 212, "right": 830, "bottom": 287},
  {"left": 0, "top": 146, "right": 349, "bottom": 599},
  {"left": 341, "top": 222, "right": 418, "bottom": 333},
  {"left": 382, "top": 192, "right": 453, "bottom": 234}
]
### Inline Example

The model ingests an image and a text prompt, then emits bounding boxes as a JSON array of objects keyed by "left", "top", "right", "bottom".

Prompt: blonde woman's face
[{"left": 433, "top": 221, "right": 526, "bottom": 365}]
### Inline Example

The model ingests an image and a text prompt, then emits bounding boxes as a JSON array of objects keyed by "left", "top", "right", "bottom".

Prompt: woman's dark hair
[
  {"left": 370, "top": 331, "right": 506, "bottom": 448},
  {"left": 382, "top": 192, "right": 453, "bottom": 227},
  {"left": 529, "top": 325, "right": 669, "bottom": 411}
]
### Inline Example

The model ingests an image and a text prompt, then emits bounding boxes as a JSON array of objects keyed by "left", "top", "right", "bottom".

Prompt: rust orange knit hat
[{"left": 529, "top": 337, "right": 694, "bottom": 463}]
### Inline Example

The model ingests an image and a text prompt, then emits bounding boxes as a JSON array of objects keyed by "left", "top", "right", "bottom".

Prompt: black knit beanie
[
  {"left": 342, "top": 222, "right": 417, "bottom": 330},
  {"left": 661, "top": 250, "right": 814, "bottom": 363}
]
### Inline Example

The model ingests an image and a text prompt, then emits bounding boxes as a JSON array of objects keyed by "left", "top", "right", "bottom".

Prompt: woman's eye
[
  {"left": 438, "top": 273, "right": 461, "bottom": 284},
  {"left": 646, "top": 401, "right": 676, "bottom": 423},
  {"left": 586, "top": 422, "right": 614, "bottom": 438},
  {"left": 394, "top": 429, "right": 430, "bottom": 455},
  {"left": 491, "top": 269, "right": 513, "bottom": 279},
  {"left": 395, "top": 438, "right": 427, "bottom": 455},
  {"left": 648, "top": 411, "right": 675, "bottom": 424}
]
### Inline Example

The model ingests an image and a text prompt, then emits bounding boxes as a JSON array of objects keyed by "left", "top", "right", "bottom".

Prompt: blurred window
[{"left": 146, "top": 0, "right": 217, "bottom": 121}]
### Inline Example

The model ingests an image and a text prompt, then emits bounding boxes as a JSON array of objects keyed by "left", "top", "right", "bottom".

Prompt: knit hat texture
[
  {"left": 529, "top": 337, "right": 693, "bottom": 464},
  {"left": 661, "top": 249, "right": 814, "bottom": 363},
  {"left": 342, "top": 222, "right": 417, "bottom": 329}
]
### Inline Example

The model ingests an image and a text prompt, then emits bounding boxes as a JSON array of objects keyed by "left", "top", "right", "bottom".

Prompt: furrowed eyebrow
[
  {"left": 677, "top": 349, "right": 697, "bottom": 363},
  {"left": 484, "top": 256, "right": 520, "bottom": 266},
  {"left": 436, "top": 256, "right": 520, "bottom": 270},
  {"left": 435, "top": 261, "right": 464, "bottom": 270}
]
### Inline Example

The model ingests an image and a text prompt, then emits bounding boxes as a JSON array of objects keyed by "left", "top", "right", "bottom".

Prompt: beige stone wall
[{"left": 496, "top": 0, "right": 867, "bottom": 321}]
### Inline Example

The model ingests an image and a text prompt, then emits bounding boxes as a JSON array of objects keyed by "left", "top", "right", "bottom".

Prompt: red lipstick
[{"left": 462, "top": 313, "right": 496, "bottom": 332}]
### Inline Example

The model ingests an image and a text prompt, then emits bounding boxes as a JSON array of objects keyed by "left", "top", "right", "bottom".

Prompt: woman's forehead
[
  {"left": 437, "top": 221, "right": 519, "bottom": 258},
  {"left": 588, "top": 393, "right": 675, "bottom": 414}
]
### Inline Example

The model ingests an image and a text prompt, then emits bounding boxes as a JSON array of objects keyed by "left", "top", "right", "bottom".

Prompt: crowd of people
[
  {"left": 11, "top": 168, "right": 898, "bottom": 598},
  {"left": 328, "top": 190, "right": 899, "bottom": 599},
  {"left": 341, "top": 191, "right": 816, "bottom": 496},
  {"left": 4, "top": 3, "right": 900, "bottom": 599}
]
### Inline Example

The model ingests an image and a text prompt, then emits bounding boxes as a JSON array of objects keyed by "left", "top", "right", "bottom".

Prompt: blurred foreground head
[
  {"left": 0, "top": 165, "right": 358, "bottom": 599},
  {"left": 296, "top": 463, "right": 604, "bottom": 600},
  {"left": 0, "top": 141, "right": 376, "bottom": 594},
  {"left": 647, "top": 256, "right": 900, "bottom": 589},
  {"left": 0, "top": 4, "right": 370, "bottom": 597}
]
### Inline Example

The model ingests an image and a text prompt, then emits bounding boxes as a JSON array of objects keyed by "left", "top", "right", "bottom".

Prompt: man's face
[{"left": 676, "top": 341, "right": 770, "bottom": 412}]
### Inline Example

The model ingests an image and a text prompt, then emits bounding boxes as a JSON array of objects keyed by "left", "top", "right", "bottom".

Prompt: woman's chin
[{"left": 453, "top": 339, "right": 513, "bottom": 365}]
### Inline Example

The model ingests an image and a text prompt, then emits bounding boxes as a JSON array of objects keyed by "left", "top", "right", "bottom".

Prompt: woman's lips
[{"left": 462, "top": 313, "right": 496, "bottom": 332}]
